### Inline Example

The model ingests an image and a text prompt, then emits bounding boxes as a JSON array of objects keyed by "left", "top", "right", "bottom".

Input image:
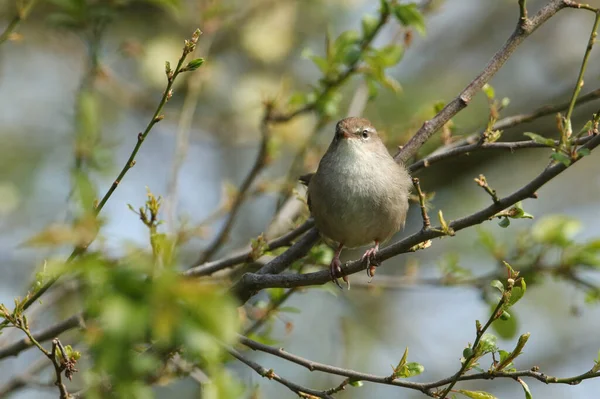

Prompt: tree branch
[
  {"left": 0, "top": 313, "right": 84, "bottom": 360},
  {"left": 228, "top": 347, "right": 335, "bottom": 399},
  {"left": 408, "top": 136, "right": 593, "bottom": 173},
  {"left": 185, "top": 220, "right": 314, "bottom": 277},
  {"left": 238, "top": 334, "right": 600, "bottom": 395},
  {"left": 196, "top": 106, "right": 273, "bottom": 265},
  {"left": 395, "top": 0, "right": 569, "bottom": 164},
  {"left": 233, "top": 133, "right": 600, "bottom": 299}
]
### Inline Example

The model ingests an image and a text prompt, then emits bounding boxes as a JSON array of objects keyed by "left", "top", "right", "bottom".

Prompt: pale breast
[{"left": 308, "top": 140, "right": 411, "bottom": 248}]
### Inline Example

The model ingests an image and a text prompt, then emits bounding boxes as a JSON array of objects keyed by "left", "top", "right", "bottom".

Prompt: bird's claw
[
  {"left": 330, "top": 257, "right": 349, "bottom": 290},
  {"left": 362, "top": 244, "right": 380, "bottom": 280}
]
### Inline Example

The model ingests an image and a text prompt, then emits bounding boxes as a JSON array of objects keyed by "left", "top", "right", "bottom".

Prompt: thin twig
[
  {"left": 0, "top": 0, "right": 38, "bottom": 44},
  {"left": 267, "top": 6, "right": 391, "bottom": 123},
  {"left": 0, "top": 30, "right": 204, "bottom": 330},
  {"left": 437, "top": 297, "right": 507, "bottom": 398},
  {"left": 408, "top": 136, "right": 593, "bottom": 173},
  {"left": 196, "top": 105, "right": 273, "bottom": 265},
  {"left": 186, "top": 219, "right": 314, "bottom": 277},
  {"left": 394, "top": 0, "right": 570, "bottom": 164},
  {"left": 0, "top": 313, "right": 84, "bottom": 360},
  {"left": 564, "top": 7, "right": 600, "bottom": 125},
  {"left": 244, "top": 288, "right": 298, "bottom": 336},
  {"left": 474, "top": 174, "right": 500, "bottom": 204},
  {"left": 238, "top": 334, "right": 600, "bottom": 395},
  {"left": 228, "top": 347, "right": 335, "bottom": 399},
  {"left": 412, "top": 178, "right": 431, "bottom": 229},
  {"left": 165, "top": 32, "right": 216, "bottom": 233}
]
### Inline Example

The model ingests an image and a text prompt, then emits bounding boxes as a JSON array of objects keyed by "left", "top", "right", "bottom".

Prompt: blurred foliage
[{"left": 1, "top": 0, "right": 600, "bottom": 397}]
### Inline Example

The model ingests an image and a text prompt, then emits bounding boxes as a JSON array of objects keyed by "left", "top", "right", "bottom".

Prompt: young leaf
[
  {"left": 458, "top": 390, "right": 498, "bottom": 399},
  {"left": 478, "top": 333, "right": 498, "bottom": 354},
  {"left": 531, "top": 215, "right": 581, "bottom": 247},
  {"left": 508, "top": 278, "right": 527, "bottom": 307},
  {"left": 550, "top": 152, "right": 572, "bottom": 166},
  {"left": 577, "top": 147, "right": 591, "bottom": 157},
  {"left": 523, "top": 132, "right": 555, "bottom": 147},
  {"left": 349, "top": 380, "right": 364, "bottom": 387},
  {"left": 183, "top": 58, "right": 204, "bottom": 71},
  {"left": 493, "top": 307, "right": 519, "bottom": 339},
  {"left": 375, "top": 44, "right": 404, "bottom": 67},
  {"left": 361, "top": 15, "right": 379, "bottom": 38},
  {"left": 517, "top": 378, "right": 533, "bottom": 399},
  {"left": 393, "top": 4, "right": 426, "bottom": 35},
  {"left": 490, "top": 280, "right": 504, "bottom": 293},
  {"left": 400, "top": 362, "right": 425, "bottom": 378},
  {"left": 482, "top": 83, "right": 495, "bottom": 100}
]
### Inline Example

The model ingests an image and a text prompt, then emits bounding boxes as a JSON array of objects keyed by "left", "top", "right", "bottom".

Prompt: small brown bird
[{"left": 303, "top": 117, "right": 412, "bottom": 287}]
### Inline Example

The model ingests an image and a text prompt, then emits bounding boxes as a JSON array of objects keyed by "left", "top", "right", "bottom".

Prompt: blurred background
[{"left": 1, "top": 0, "right": 600, "bottom": 398}]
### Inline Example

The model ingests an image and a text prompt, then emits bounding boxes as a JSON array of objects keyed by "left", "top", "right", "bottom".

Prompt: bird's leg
[
  {"left": 362, "top": 241, "right": 380, "bottom": 278},
  {"left": 330, "top": 243, "right": 345, "bottom": 289}
]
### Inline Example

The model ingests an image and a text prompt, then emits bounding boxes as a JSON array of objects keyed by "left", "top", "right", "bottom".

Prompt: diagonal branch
[
  {"left": 233, "top": 133, "right": 600, "bottom": 300},
  {"left": 185, "top": 220, "right": 314, "bottom": 277},
  {"left": 228, "top": 347, "right": 335, "bottom": 399},
  {"left": 395, "top": 0, "right": 570, "bottom": 164},
  {"left": 195, "top": 107, "right": 273, "bottom": 265},
  {"left": 0, "top": 313, "right": 84, "bottom": 360}
]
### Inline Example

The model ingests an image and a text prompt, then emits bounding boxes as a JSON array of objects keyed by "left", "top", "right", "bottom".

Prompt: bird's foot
[
  {"left": 329, "top": 256, "right": 349, "bottom": 290},
  {"left": 362, "top": 242, "right": 380, "bottom": 280}
]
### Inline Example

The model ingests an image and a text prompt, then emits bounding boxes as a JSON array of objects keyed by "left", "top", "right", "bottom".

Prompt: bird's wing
[
  {"left": 299, "top": 173, "right": 313, "bottom": 187},
  {"left": 298, "top": 173, "right": 314, "bottom": 211}
]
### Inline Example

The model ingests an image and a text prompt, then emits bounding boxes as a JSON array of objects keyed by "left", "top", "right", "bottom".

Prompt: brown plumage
[{"left": 305, "top": 117, "right": 412, "bottom": 287}]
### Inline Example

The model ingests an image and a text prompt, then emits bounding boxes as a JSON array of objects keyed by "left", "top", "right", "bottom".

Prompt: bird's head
[{"left": 334, "top": 117, "right": 379, "bottom": 143}]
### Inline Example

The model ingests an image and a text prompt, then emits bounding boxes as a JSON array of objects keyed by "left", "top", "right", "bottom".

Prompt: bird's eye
[{"left": 361, "top": 130, "right": 369, "bottom": 139}]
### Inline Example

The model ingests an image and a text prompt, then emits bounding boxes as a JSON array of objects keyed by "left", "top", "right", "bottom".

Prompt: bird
[{"left": 302, "top": 117, "right": 412, "bottom": 288}]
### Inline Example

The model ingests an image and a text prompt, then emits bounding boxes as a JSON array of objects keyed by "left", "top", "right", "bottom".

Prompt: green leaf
[
  {"left": 532, "top": 215, "right": 581, "bottom": 247},
  {"left": 391, "top": 348, "right": 424, "bottom": 378},
  {"left": 478, "top": 228, "right": 500, "bottom": 257},
  {"left": 310, "top": 55, "right": 330, "bottom": 74},
  {"left": 508, "top": 278, "right": 527, "bottom": 307},
  {"left": 492, "top": 308, "right": 518, "bottom": 339},
  {"left": 73, "top": 170, "right": 97, "bottom": 210},
  {"left": 183, "top": 58, "right": 204, "bottom": 71},
  {"left": 577, "top": 147, "right": 591, "bottom": 157},
  {"left": 497, "top": 350, "right": 516, "bottom": 371},
  {"left": 375, "top": 44, "right": 404, "bottom": 67},
  {"left": 458, "top": 390, "right": 498, "bottom": 399},
  {"left": 523, "top": 132, "right": 556, "bottom": 147},
  {"left": 498, "top": 217, "right": 510, "bottom": 228},
  {"left": 482, "top": 83, "right": 495, "bottom": 100},
  {"left": 511, "top": 202, "right": 534, "bottom": 219},
  {"left": 267, "top": 287, "right": 285, "bottom": 301},
  {"left": 349, "top": 380, "right": 364, "bottom": 387},
  {"left": 518, "top": 378, "right": 533, "bottom": 399},
  {"left": 401, "top": 362, "right": 425, "bottom": 378},
  {"left": 478, "top": 333, "right": 498, "bottom": 354},
  {"left": 578, "top": 120, "right": 592, "bottom": 135},
  {"left": 379, "top": 0, "right": 390, "bottom": 15},
  {"left": 592, "top": 350, "right": 600, "bottom": 372},
  {"left": 332, "top": 30, "right": 360, "bottom": 64},
  {"left": 393, "top": 4, "right": 426, "bottom": 35},
  {"left": 365, "top": 76, "right": 379, "bottom": 100},
  {"left": 490, "top": 280, "right": 504, "bottom": 293},
  {"left": 550, "top": 152, "right": 572, "bottom": 166},
  {"left": 278, "top": 306, "right": 301, "bottom": 314},
  {"left": 361, "top": 15, "right": 379, "bottom": 38},
  {"left": 394, "top": 347, "right": 409, "bottom": 370}
]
